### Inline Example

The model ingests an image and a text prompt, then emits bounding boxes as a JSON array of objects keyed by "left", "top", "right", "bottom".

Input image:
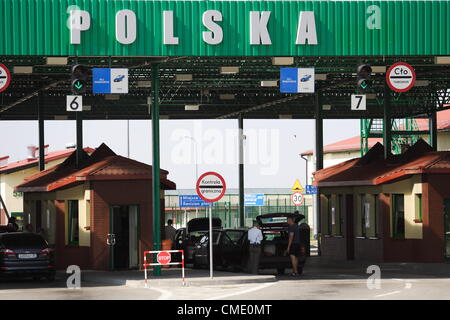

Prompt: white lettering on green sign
[{"left": 69, "top": 9, "right": 318, "bottom": 47}]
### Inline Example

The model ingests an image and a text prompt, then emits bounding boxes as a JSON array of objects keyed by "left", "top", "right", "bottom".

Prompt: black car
[
  {"left": 173, "top": 218, "right": 222, "bottom": 264},
  {"left": 0, "top": 232, "right": 56, "bottom": 281},
  {"left": 254, "top": 213, "right": 307, "bottom": 275},
  {"left": 192, "top": 228, "right": 247, "bottom": 270},
  {"left": 193, "top": 213, "right": 308, "bottom": 274}
]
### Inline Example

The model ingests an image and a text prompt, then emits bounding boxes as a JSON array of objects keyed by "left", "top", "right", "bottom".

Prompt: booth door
[
  {"left": 445, "top": 200, "right": 450, "bottom": 262},
  {"left": 109, "top": 205, "right": 140, "bottom": 270}
]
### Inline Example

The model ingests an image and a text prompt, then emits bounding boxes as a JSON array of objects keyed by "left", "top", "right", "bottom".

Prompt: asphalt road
[{"left": 1, "top": 267, "right": 450, "bottom": 300}]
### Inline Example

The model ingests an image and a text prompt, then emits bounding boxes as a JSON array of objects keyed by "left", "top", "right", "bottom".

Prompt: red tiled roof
[
  {"left": 0, "top": 147, "right": 95, "bottom": 174},
  {"left": 15, "top": 143, "right": 176, "bottom": 192},
  {"left": 301, "top": 136, "right": 382, "bottom": 156},
  {"left": 313, "top": 139, "right": 450, "bottom": 187},
  {"left": 301, "top": 109, "right": 450, "bottom": 156}
]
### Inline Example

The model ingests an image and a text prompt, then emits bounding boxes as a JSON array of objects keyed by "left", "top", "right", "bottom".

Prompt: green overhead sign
[{"left": 0, "top": 0, "right": 449, "bottom": 57}]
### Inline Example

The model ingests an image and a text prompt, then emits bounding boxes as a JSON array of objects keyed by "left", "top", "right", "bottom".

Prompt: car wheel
[{"left": 277, "top": 268, "right": 285, "bottom": 275}]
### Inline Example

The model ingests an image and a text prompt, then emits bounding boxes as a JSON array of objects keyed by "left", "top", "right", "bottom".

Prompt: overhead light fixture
[
  {"left": 322, "top": 105, "right": 332, "bottom": 111},
  {"left": 414, "top": 80, "right": 430, "bottom": 87},
  {"left": 82, "top": 105, "right": 92, "bottom": 111},
  {"left": 279, "top": 114, "right": 293, "bottom": 119},
  {"left": 272, "top": 57, "right": 294, "bottom": 66},
  {"left": 176, "top": 74, "right": 193, "bottom": 81},
  {"left": 46, "top": 57, "right": 68, "bottom": 65},
  {"left": 315, "top": 74, "right": 327, "bottom": 81},
  {"left": 435, "top": 56, "right": 450, "bottom": 64},
  {"left": 160, "top": 115, "right": 170, "bottom": 119},
  {"left": 54, "top": 115, "right": 68, "bottom": 120},
  {"left": 137, "top": 81, "right": 151, "bottom": 88},
  {"left": 105, "top": 94, "right": 120, "bottom": 100},
  {"left": 261, "top": 80, "right": 278, "bottom": 87},
  {"left": 371, "top": 66, "right": 386, "bottom": 73},
  {"left": 219, "top": 94, "right": 235, "bottom": 100},
  {"left": 185, "top": 104, "right": 200, "bottom": 111},
  {"left": 220, "top": 66, "right": 239, "bottom": 74},
  {"left": 13, "top": 66, "right": 33, "bottom": 74},
  {"left": 366, "top": 94, "right": 377, "bottom": 99}
]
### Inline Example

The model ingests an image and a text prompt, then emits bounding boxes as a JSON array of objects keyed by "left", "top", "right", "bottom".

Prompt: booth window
[
  {"left": 359, "top": 194, "right": 367, "bottom": 237},
  {"left": 326, "top": 195, "right": 332, "bottom": 235},
  {"left": 415, "top": 194, "right": 423, "bottom": 222},
  {"left": 392, "top": 194, "right": 405, "bottom": 239},
  {"left": 68, "top": 200, "right": 79, "bottom": 245}
]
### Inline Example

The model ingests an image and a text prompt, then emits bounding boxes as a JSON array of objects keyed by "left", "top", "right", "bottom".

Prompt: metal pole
[
  {"left": 127, "top": 120, "right": 130, "bottom": 158},
  {"left": 38, "top": 92, "right": 45, "bottom": 171},
  {"left": 151, "top": 64, "right": 162, "bottom": 276},
  {"left": 383, "top": 87, "right": 392, "bottom": 159},
  {"left": 429, "top": 111, "right": 438, "bottom": 151},
  {"left": 238, "top": 114, "right": 245, "bottom": 227},
  {"left": 209, "top": 204, "right": 213, "bottom": 279},
  {"left": 314, "top": 92, "right": 323, "bottom": 255},
  {"left": 76, "top": 111, "right": 83, "bottom": 166}
]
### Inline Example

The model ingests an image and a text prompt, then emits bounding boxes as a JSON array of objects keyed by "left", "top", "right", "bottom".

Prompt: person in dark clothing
[
  {"left": 7, "top": 217, "right": 19, "bottom": 232},
  {"left": 285, "top": 216, "right": 301, "bottom": 276}
]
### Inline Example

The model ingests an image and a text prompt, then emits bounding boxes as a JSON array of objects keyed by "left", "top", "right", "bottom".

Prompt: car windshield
[
  {"left": 0, "top": 233, "right": 47, "bottom": 249},
  {"left": 225, "top": 230, "right": 245, "bottom": 243}
]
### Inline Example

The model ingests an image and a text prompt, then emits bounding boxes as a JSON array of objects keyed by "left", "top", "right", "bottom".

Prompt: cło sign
[{"left": 69, "top": 10, "right": 317, "bottom": 46}]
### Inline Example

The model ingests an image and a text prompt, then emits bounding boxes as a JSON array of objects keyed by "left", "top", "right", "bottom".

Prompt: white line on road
[
  {"left": 374, "top": 290, "right": 401, "bottom": 298},
  {"left": 206, "top": 282, "right": 276, "bottom": 300}
]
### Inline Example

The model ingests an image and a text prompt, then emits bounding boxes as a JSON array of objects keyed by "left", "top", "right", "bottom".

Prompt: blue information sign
[
  {"left": 305, "top": 185, "right": 318, "bottom": 194},
  {"left": 179, "top": 195, "right": 209, "bottom": 208},
  {"left": 244, "top": 194, "right": 265, "bottom": 206},
  {"left": 92, "top": 68, "right": 111, "bottom": 94},
  {"left": 280, "top": 68, "right": 298, "bottom": 93}
]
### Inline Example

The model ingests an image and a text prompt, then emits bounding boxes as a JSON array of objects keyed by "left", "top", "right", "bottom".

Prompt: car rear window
[{"left": 0, "top": 233, "right": 47, "bottom": 249}]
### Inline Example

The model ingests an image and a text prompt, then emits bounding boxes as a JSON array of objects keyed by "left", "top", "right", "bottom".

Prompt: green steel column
[
  {"left": 315, "top": 92, "right": 323, "bottom": 256},
  {"left": 151, "top": 64, "right": 161, "bottom": 276},
  {"left": 429, "top": 111, "right": 438, "bottom": 151},
  {"left": 38, "top": 92, "right": 45, "bottom": 171},
  {"left": 238, "top": 114, "right": 245, "bottom": 227},
  {"left": 383, "top": 88, "right": 392, "bottom": 159}
]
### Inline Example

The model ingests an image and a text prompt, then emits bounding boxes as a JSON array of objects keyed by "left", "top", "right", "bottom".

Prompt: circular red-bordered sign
[
  {"left": 291, "top": 192, "right": 304, "bottom": 206},
  {"left": 196, "top": 171, "right": 226, "bottom": 203},
  {"left": 0, "top": 64, "right": 11, "bottom": 93},
  {"left": 386, "top": 62, "right": 416, "bottom": 93},
  {"left": 157, "top": 251, "right": 171, "bottom": 265}
]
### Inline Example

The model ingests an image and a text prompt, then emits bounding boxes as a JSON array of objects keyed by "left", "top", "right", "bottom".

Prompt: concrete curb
[{"left": 126, "top": 275, "right": 278, "bottom": 288}]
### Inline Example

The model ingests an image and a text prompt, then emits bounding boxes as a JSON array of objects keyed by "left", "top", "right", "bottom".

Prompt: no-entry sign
[
  {"left": 196, "top": 172, "right": 226, "bottom": 203},
  {"left": 156, "top": 251, "right": 171, "bottom": 265},
  {"left": 0, "top": 64, "right": 11, "bottom": 93},
  {"left": 386, "top": 62, "right": 416, "bottom": 92}
]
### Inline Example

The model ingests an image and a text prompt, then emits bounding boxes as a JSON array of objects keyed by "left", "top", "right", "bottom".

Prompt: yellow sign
[{"left": 291, "top": 179, "right": 304, "bottom": 192}]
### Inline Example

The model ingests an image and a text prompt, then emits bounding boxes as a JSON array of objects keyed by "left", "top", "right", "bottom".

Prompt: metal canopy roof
[{"left": 0, "top": 55, "right": 448, "bottom": 121}]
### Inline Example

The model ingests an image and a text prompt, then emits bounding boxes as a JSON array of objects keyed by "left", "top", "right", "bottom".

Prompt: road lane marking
[
  {"left": 206, "top": 282, "right": 276, "bottom": 300},
  {"left": 147, "top": 286, "right": 173, "bottom": 300},
  {"left": 374, "top": 290, "right": 401, "bottom": 298}
]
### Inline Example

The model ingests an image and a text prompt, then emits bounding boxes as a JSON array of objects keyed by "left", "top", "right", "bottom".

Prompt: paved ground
[{"left": 1, "top": 257, "right": 449, "bottom": 300}]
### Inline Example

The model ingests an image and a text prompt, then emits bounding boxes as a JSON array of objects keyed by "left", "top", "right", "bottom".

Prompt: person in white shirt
[{"left": 247, "top": 220, "right": 263, "bottom": 274}]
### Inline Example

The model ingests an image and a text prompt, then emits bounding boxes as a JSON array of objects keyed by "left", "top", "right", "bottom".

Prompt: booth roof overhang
[{"left": 0, "top": 0, "right": 449, "bottom": 120}]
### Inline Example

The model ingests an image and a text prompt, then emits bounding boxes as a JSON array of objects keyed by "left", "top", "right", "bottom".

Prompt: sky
[{"left": 0, "top": 119, "right": 359, "bottom": 189}]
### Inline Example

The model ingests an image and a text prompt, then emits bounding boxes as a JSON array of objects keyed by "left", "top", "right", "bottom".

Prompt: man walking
[
  {"left": 285, "top": 216, "right": 301, "bottom": 276},
  {"left": 164, "top": 219, "right": 177, "bottom": 242},
  {"left": 247, "top": 220, "right": 263, "bottom": 274}
]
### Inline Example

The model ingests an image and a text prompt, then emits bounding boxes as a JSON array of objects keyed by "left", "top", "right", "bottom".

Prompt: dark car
[
  {"left": 254, "top": 213, "right": 307, "bottom": 275},
  {"left": 0, "top": 232, "right": 56, "bottom": 281},
  {"left": 173, "top": 218, "right": 222, "bottom": 264},
  {"left": 192, "top": 228, "right": 247, "bottom": 270}
]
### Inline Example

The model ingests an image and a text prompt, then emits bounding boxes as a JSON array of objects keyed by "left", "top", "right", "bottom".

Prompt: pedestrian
[
  {"left": 25, "top": 223, "right": 34, "bottom": 233},
  {"left": 285, "top": 216, "right": 301, "bottom": 276},
  {"left": 6, "top": 217, "right": 19, "bottom": 232},
  {"left": 247, "top": 220, "right": 263, "bottom": 274},
  {"left": 164, "top": 219, "right": 177, "bottom": 242}
]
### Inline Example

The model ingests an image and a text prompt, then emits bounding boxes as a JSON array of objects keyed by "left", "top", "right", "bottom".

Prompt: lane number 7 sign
[{"left": 351, "top": 94, "right": 366, "bottom": 111}]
